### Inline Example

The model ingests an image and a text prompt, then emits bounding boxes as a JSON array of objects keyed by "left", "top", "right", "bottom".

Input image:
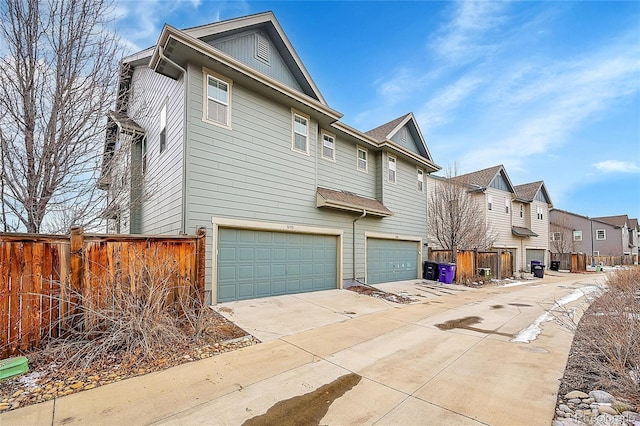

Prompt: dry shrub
[
  {"left": 580, "top": 267, "right": 640, "bottom": 404},
  {"left": 39, "top": 246, "right": 206, "bottom": 369}
]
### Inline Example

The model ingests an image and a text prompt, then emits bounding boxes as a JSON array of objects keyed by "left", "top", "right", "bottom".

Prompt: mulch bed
[
  {"left": 0, "top": 308, "right": 258, "bottom": 413},
  {"left": 347, "top": 285, "right": 416, "bottom": 304}
]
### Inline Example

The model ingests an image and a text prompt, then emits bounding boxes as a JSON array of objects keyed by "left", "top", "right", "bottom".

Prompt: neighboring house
[
  {"left": 100, "top": 12, "right": 440, "bottom": 303},
  {"left": 426, "top": 165, "right": 552, "bottom": 273},
  {"left": 549, "top": 210, "right": 638, "bottom": 260},
  {"left": 630, "top": 218, "right": 639, "bottom": 263}
]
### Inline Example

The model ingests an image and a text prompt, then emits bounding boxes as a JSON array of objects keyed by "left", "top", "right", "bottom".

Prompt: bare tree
[
  {"left": 549, "top": 214, "right": 578, "bottom": 254},
  {"left": 0, "top": 0, "right": 121, "bottom": 233},
  {"left": 428, "top": 165, "right": 498, "bottom": 262}
]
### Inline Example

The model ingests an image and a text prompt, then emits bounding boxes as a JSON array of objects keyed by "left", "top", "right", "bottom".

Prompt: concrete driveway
[{"left": 1, "top": 273, "right": 604, "bottom": 425}]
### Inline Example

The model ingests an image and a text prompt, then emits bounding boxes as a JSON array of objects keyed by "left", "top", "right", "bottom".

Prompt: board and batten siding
[{"left": 129, "top": 66, "right": 185, "bottom": 235}]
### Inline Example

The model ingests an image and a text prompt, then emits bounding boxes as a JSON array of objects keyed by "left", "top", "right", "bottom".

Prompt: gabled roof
[
  {"left": 629, "top": 218, "right": 639, "bottom": 230},
  {"left": 364, "top": 113, "right": 435, "bottom": 164},
  {"left": 514, "top": 181, "right": 553, "bottom": 206},
  {"left": 454, "top": 165, "right": 515, "bottom": 193},
  {"left": 593, "top": 215, "right": 629, "bottom": 229}
]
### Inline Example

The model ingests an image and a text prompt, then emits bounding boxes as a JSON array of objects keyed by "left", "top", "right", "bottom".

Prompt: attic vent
[{"left": 255, "top": 33, "right": 270, "bottom": 64}]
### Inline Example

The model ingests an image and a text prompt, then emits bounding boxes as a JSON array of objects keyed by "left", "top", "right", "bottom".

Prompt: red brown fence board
[
  {"left": 428, "top": 249, "right": 514, "bottom": 282},
  {"left": 0, "top": 227, "right": 206, "bottom": 359}
]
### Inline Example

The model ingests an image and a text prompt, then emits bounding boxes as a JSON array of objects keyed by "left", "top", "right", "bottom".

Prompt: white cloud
[
  {"left": 418, "top": 76, "right": 483, "bottom": 131},
  {"left": 593, "top": 160, "right": 640, "bottom": 174}
]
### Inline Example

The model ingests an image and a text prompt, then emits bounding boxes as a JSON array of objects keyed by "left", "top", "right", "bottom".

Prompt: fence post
[
  {"left": 68, "top": 226, "right": 84, "bottom": 328},
  {"left": 195, "top": 227, "right": 206, "bottom": 305}
]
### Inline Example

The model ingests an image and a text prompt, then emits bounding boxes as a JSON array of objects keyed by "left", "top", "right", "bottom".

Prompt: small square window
[
  {"left": 387, "top": 155, "right": 396, "bottom": 183},
  {"left": 159, "top": 103, "right": 167, "bottom": 153},
  {"left": 596, "top": 229, "right": 606, "bottom": 240},
  {"left": 573, "top": 230, "right": 582, "bottom": 241},
  {"left": 593, "top": 251, "right": 600, "bottom": 256},
  {"left": 292, "top": 112, "right": 309, "bottom": 154},
  {"left": 357, "top": 146, "right": 368, "bottom": 172},
  {"left": 321, "top": 132, "right": 335, "bottom": 161},
  {"left": 550, "top": 232, "right": 561, "bottom": 241},
  {"left": 417, "top": 168, "right": 424, "bottom": 192}
]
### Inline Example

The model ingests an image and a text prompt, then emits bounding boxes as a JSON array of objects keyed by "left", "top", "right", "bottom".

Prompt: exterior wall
[
  {"left": 182, "top": 64, "right": 426, "bottom": 293},
  {"left": 525, "top": 199, "right": 550, "bottom": 268},
  {"left": 592, "top": 223, "right": 623, "bottom": 255},
  {"left": 129, "top": 66, "right": 185, "bottom": 234},
  {"left": 549, "top": 210, "right": 625, "bottom": 256}
]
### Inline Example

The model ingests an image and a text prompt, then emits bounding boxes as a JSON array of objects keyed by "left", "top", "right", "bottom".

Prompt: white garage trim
[
  {"left": 211, "top": 216, "right": 344, "bottom": 303},
  {"left": 364, "top": 231, "right": 422, "bottom": 283}
]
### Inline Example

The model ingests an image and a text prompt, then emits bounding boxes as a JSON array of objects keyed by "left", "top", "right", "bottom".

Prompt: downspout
[
  {"left": 157, "top": 45, "right": 187, "bottom": 234},
  {"left": 353, "top": 209, "right": 367, "bottom": 282}
]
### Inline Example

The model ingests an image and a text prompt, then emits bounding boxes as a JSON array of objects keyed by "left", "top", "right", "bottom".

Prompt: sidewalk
[{"left": 1, "top": 272, "right": 603, "bottom": 425}]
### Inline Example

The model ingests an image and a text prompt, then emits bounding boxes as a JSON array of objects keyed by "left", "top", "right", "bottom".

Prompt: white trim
[
  {"left": 356, "top": 145, "right": 368, "bottom": 173},
  {"left": 595, "top": 229, "right": 606, "bottom": 240},
  {"left": 417, "top": 167, "right": 424, "bottom": 193},
  {"left": 320, "top": 130, "right": 336, "bottom": 162},
  {"left": 573, "top": 230, "right": 583, "bottom": 241},
  {"left": 210, "top": 216, "right": 344, "bottom": 304},
  {"left": 159, "top": 101, "right": 167, "bottom": 154},
  {"left": 291, "top": 109, "right": 310, "bottom": 155},
  {"left": 202, "top": 67, "right": 232, "bottom": 129},
  {"left": 387, "top": 154, "right": 397, "bottom": 184}
]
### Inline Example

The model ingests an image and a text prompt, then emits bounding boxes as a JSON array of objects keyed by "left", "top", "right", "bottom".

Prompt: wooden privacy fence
[
  {"left": 550, "top": 253, "right": 587, "bottom": 272},
  {"left": 428, "top": 249, "right": 514, "bottom": 283},
  {"left": 0, "top": 226, "right": 206, "bottom": 359},
  {"left": 590, "top": 255, "right": 636, "bottom": 267}
]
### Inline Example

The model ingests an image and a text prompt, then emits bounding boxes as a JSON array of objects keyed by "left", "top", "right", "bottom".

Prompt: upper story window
[
  {"left": 417, "top": 168, "right": 424, "bottom": 192},
  {"left": 292, "top": 111, "right": 309, "bottom": 154},
  {"left": 357, "top": 146, "right": 368, "bottom": 172},
  {"left": 487, "top": 195, "right": 493, "bottom": 211},
  {"left": 505, "top": 198, "right": 510, "bottom": 214},
  {"left": 159, "top": 103, "right": 167, "bottom": 153},
  {"left": 520, "top": 205, "right": 523, "bottom": 218},
  {"left": 550, "top": 232, "right": 561, "bottom": 241},
  {"left": 387, "top": 155, "right": 396, "bottom": 183},
  {"left": 321, "top": 131, "right": 335, "bottom": 161},
  {"left": 596, "top": 229, "right": 606, "bottom": 240},
  {"left": 573, "top": 230, "right": 582, "bottom": 241},
  {"left": 142, "top": 136, "right": 148, "bottom": 175},
  {"left": 536, "top": 206, "right": 543, "bottom": 220},
  {"left": 205, "top": 72, "right": 231, "bottom": 127}
]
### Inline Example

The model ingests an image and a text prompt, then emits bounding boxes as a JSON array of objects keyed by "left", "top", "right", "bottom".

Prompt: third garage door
[
  {"left": 217, "top": 228, "right": 338, "bottom": 302},
  {"left": 367, "top": 238, "right": 419, "bottom": 284}
]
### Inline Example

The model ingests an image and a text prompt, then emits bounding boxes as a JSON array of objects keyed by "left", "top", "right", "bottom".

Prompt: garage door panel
[
  {"left": 367, "top": 238, "right": 419, "bottom": 284},
  {"left": 217, "top": 228, "right": 338, "bottom": 302}
]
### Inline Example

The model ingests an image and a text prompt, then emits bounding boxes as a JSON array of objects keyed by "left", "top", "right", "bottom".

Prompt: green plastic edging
[{"left": 0, "top": 356, "right": 29, "bottom": 381}]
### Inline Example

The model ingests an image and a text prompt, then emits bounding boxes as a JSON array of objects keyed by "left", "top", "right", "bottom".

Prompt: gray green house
[{"left": 101, "top": 12, "right": 440, "bottom": 303}]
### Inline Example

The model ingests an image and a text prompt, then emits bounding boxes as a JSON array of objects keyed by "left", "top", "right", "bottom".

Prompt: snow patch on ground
[
  {"left": 511, "top": 286, "right": 601, "bottom": 343},
  {"left": 500, "top": 280, "right": 529, "bottom": 288}
]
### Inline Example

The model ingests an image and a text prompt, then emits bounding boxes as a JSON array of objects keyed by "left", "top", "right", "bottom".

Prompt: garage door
[
  {"left": 217, "top": 228, "right": 338, "bottom": 302},
  {"left": 525, "top": 249, "right": 545, "bottom": 271},
  {"left": 367, "top": 238, "right": 419, "bottom": 284}
]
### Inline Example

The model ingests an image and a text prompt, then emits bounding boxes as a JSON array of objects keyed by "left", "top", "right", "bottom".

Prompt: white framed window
[
  {"left": 142, "top": 136, "right": 148, "bottom": 175},
  {"left": 487, "top": 195, "right": 493, "bottom": 211},
  {"left": 573, "top": 230, "right": 582, "bottom": 241},
  {"left": 159, "top": 103, "right": 167, "bottom": 154},
  {"left": 505, "top": 198, "right": 510, "bottom": 214},
  {"left": 292, "top": 110, "right": 309, "bottom": 154},
  {"left": 357, "top": 146, "right": 368, "bottom": 172},
  {"left": 596, "top": 229, "right": 606, "bottom": 240},
  {"left": 537, "top": 206, "right": 543, "bottom": 220},
  {"left": 387, "top": 154, "right": 396, "bottom": 183},
  {"left": 520, "top": 205, "right": 523, "bottom": 218},
  {"left": 593, "top": 251, "right": 600, "bottom": 256},
  {"left": 203, "top": 69, "right": 232, "bottom": 128},
  {"left": 550, "top": 232, "right": 561, "bottom": 241},
  {"left": 417, "top": 168, "right": 424, "bottom": 192},
  {"left": 321, "top": 131, "right": 335, "bottom": 161}
]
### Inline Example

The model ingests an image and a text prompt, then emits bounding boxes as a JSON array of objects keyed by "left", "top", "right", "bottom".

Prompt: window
[
  {"left": 292, "top": 111, "right": 309, "bottom": 154},
  {"left": 205, "top": 72, "right": 231, "bottom": 127},
  {"left": 387, "top": 155, "right": 396, "bottom": 183},
  {"left": 593, "top": 251, "right": 600, "bottom": 256},
  {"left": 321, "top": 132, "right": 335, "bottom": 161},
  {"left": 142, "top": 136, "right": 147, "bottom": 175},
  {"left": 487, "top": 195, "right": 493, "bottom": 211},
  {"left": 520, "top": 205, "right": 523, "bottom": 218},
  {"left": 159, "top": 103, "right": 167, "bottom": 153},
  {"left": 357, "top": 146, "right": 368, "bottom": 172},
  {"left": 550, "top": 232, "right": 561, "bottom": 241},
  {"left": 573, "top": 230, "right": 582, "bottom": 241},
  {"left": 537, "top": 207, "right": 543, "bottom": 220},
  {"left": 505, "top": 198, "right": 510, "bottom": 214},
  {"left": 596, "top": 229, "right": 606, "bottom": 240},
  {"left": 417, "top": 168, "right": 424, "bottom": 192}
]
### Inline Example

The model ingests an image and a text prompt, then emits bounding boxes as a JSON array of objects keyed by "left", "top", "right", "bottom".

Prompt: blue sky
[{"left": 115, "top": 0, "right": 640, "bottom": 220}]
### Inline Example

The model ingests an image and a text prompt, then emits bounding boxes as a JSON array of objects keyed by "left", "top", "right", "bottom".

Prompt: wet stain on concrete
[
  {"left": 242, "top": 373, "right": 362, "bottom": 426},
  {"left": 518, "top": 345, "right": 550, "bottom": 353},
  {"left": 435, "top": 316, "right": 514, "bottom": 338},
  {"left": 509, "top": 303, "right": 533, "bottom": 307},
  {"left": 219, "top": 307, "right": 234, "bottom": 314},
  {"left": 491, "top": 304, "right": 504, "bottom": 309}
]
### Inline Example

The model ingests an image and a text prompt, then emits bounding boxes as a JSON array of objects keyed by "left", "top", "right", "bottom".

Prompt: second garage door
[
  {"left": 217, "top": 228, "right": 338, "bottom": 302},
  {"left": 367, "top": 238, "right": 419, "bottom": 284},
  {"left": 525, "top": 249, "right": 545, "bottom": 271}
]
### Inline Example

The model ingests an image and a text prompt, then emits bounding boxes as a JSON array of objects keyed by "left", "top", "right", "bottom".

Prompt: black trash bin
[
  {"left": 423, "top": 261, "right": 439, "bottom": 281},
  {"left": 532, "top": 264, "right": 545, "bottom": 278},
  {"left": 550, "top": 260, "right": 560, "bottom": 271}
]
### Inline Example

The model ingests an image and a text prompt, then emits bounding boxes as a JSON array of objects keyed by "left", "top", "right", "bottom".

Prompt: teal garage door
[
  {"left": 367, "top": 238, "right": 419, "bottom": 284},
  {"left": 217, "top": 228, "right": 338, "bottom": 302}
]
